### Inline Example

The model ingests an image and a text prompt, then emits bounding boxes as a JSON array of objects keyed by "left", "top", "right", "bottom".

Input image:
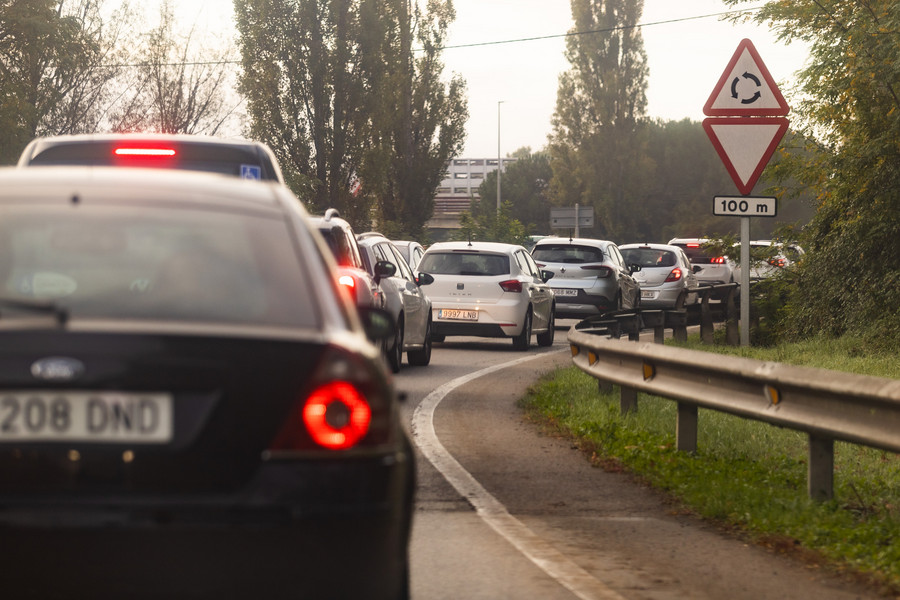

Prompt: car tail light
[
  {"left": 710, "top": 256, "right": 726, "bottom": 264},
  {"left": 769, "top": 257, "right": 786, "bottom": 267},
  {"left": 499, "top": 279, "right": 522, "bottom": 293},
  {"left": 113, "top": 147, "right": 177, "bottom": 157},
  {"left": 664, "top": 268, "right": 683, "bottom": 282},
  {"left": 338, "top": 274, "right": 358, "bottom": 302},
  {"left": 687, "top": 243, "right": 701, "bottom": 248},
  {"left": 267, "top": 346, "right": 393, "bottom": 453},
  {"left": 582, "top": 265, "right": 612, "bottom": 278},
  {"left": 535, "top": 262, "right": 546, "bottom": 268}
]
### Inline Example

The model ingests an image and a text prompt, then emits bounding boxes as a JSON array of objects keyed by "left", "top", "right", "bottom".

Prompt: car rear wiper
[{"left": 0, "top": 296, "right": 69, "bottom": 326}]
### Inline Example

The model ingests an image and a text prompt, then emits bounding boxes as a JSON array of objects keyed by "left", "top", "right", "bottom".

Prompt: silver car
[
  {"left": 417, "top": 241, "right": 555, "bottom": 350},
  {"left": 391, "top": 240, "right": 426, "bottom": 271},
  {"left": 531, "top": 237, "right": 641, "bottom": 319},
  {"left": 619, "top": 243, "right": 701, "bottom": 309},
  {"left": 357, "top": 233, "right": 433, "bottom": 371}
]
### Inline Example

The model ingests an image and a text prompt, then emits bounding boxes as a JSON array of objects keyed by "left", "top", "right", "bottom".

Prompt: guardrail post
[
  {"left": 676, "top": 403, "right": 698, "bottom": 453},
  {"left": 808, "top": 435, "right": 834, "bottom": 502},
  {"left": 615, "top": 313, "right": 641, "bottom": 341},
  {"left": 724, "top": 286, "right": 739, "bottom": 346},
  {"left": 620, "top": 386, "right": 638, "bottom": 414},
  {"left": 665, "top": 310, "right": 688, "bottom": 342},
  {"left": 640, "top": 310, "right": 665, "bottom": 344}
]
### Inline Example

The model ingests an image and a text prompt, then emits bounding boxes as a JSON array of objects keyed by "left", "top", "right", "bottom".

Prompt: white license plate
[
  {"left": 553, "top": 289, "right": 578, "bottom": 297},
  {"left": 641, "top": 290, "right": 655, "bottom": 299},
  {"left": 438, "top": 309, "right": 478, "bottom": 321},
  {"left": 0, "top": 391, "right": 173, "bottom": 443}
]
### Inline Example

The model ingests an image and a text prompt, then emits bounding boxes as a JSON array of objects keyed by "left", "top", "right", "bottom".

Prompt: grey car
[
  {"left": 531, "top": 237, "right": 641, "bottom": 319},
  {"left": 619, "top": 243, "right": 701, "bottom": 309}
]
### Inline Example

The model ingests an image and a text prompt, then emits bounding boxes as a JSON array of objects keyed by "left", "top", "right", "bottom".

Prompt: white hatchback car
[
  {"left": 619, "top": 243, "right": 701, "bottom": 308},
  {"left": 668, "top": 237, "right": 736, "bottom": 289},
  {"left": 417, "top": 241, "right": 556, "bottom": 350}
]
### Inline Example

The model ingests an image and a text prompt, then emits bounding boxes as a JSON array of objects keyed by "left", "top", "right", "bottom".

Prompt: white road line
[{"left": 411, "top": 350, "right": 628, "bottom": 600}]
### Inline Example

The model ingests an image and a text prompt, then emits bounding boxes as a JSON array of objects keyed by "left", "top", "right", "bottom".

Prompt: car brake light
[
  {"left": 499, "top": 280, "right": 522, "bottom": 293},
  {"left": 534, "top": 262, "right": 545, "bottom": 268},
  {"left": 581, "top": 265, "right": 612, "bottom": 278},
  {"left": 338, "top": 274, "right": 358, "bottom": 303},
  {"left": 769, "top": 257, "right": 786, "bottom": 267},
  {"left": 267, "top": 347, "right": 391, "bottom": 453},
  {"left": 302, "top": 382, "right": 371, "bottom": 450},
  {"left": 665, "top": 268, "right": 683, "bottom": 283},
  {"left": 113, "top": 147, "right": 177, "bottom": 157},
  {"left": 687, "top": 243, "right": 701, "bottom": 248},
  {"left": 710, "top": 256, "right": 726, "bottom": 264}
]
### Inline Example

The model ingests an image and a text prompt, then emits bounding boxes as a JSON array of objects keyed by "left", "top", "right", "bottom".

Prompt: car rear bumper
[{"left": 552, "top": 295, "right": 615, "bottom": 318}]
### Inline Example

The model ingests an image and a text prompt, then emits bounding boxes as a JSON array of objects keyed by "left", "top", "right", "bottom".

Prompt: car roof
[
  {"left": 0, "top": 166, "right": 291, "bottom": 214},
  {"left": 619, "top": 243, "right": 683, "bottom": 252},
  {"left": 532, "top": 237, "right": 614, "bottom": 247},
  {"left": 17, "top": 133, "right": 285, "bottom": 183},
  {"left": 425, "top": 241, "right": 524, "bottom": 254}
]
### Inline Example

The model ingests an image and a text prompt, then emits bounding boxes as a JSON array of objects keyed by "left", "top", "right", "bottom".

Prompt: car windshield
[
  {"left": 418, "top": 252, "right": 509, "bottom": 276},
  {"left": 620, "top": 248, "right": 676, "bottom": 268},
  {"left": 532, "top": 244, "right": 605, "bottom": 264},
  {"left": 0, "top": 204, "right": 315, "bottom": 327}
]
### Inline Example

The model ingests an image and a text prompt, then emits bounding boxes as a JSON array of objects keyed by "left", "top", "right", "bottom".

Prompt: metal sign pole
[{"left": 740, "top": 216, "right": 750, "bottom": 346}]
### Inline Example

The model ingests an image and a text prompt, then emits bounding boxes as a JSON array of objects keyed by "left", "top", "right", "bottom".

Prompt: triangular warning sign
[
  {"left": 703, "top": 117, "right": 789, "bottom": 195},
  {"left": 704, "top": 39, "right": 789, "bottom": 116}
]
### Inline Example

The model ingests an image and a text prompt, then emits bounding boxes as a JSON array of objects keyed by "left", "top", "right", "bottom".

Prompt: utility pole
[{"left": 497, "top": 100, "right": 504, "bottom": 213}]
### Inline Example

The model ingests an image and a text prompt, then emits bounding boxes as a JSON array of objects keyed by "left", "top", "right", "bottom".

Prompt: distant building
[{"left": 427, "top": 157, "right": 516, "bottom": 234}]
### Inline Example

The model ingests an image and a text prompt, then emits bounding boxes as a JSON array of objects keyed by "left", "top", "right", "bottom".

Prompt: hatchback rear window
[
  {"left": 672, "top": 243, "right": 713, "bottom": 264},
  {"left": 0, "top": 204, "right": 315, "bottom": 327},
  {"left": 532, "top": 244, "right": 605, "bottom": 264},
  {"left": 418, "top": 252, "right": 509, "bottom": 276},
  {"left": 620, "top": 248, "right": 677, "bottom": 268}
]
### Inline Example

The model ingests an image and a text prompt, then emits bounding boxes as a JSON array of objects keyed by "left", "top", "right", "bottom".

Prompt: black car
[
  {"left": 0, "top": 167, "right": 413, "bottom": 599},
  {"left": 17, "top": 132, "right": 285, "bottom": 183}
]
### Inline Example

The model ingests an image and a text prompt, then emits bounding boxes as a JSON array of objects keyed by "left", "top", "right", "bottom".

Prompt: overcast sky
[{"left": 170, "top": 0, "right": 808, "bottom": 157}]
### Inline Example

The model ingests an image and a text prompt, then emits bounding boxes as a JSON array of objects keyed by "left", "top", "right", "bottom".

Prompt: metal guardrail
[{"left": 567, "top": 327, "right": 900, "bottom": 501}]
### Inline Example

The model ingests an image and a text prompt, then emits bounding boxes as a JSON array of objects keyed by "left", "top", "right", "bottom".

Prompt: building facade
[{"left": 427, "top": 157, "right": 516, "bottom": 233}]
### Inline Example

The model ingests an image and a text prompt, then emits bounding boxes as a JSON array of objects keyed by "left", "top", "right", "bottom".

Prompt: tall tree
[
  {"left": 548, "top": 0, "right": 649, "bottom": 243},
  {"left": 0, "top": 0, "right": 127, "bottom": 163},
  {"left": 725, "top": 0, "right": 900, "bottom": 343},
  {"left": 235, "top": 0, "right": 466, "bottom": 233},
  {"left": 109, "top": 1, "right": 235, "bottom": 135}
]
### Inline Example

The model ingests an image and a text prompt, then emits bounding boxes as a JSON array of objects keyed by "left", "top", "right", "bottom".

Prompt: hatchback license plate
[
  {"left": 641, "top": 290, "right": 655, "bottom": 299},
  {"left": 0, "top": 392, "right": 173, "bottom": 443},
  {"left": 553, "top": 289, "right": 578, "bottom": 297},
  {"left": 439, "top": 309, "right": 478, "bottom": 321}
]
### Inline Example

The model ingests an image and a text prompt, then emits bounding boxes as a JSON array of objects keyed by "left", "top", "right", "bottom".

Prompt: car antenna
[{"left": 467, "top": 233, "right": 473, "bottom": 247}]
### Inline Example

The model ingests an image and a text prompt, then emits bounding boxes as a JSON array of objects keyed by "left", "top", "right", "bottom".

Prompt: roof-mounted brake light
[{"left": 114, "top": 147, "right": 176, "bottom": 157}]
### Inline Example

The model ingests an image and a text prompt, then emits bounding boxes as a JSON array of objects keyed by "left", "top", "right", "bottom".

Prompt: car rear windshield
[
  {"left": 672, "top": 243, "right": 713, "bottom": 264},
  {"left": 418, "top": 252, "right": 510, "bottom": 276},
  {"left": 22, "top": 141, "right": 279, "bottom": 181},
  {"left": 0, "top": 204, "right": 316, "bottom": 327},
  {"left": 531, "top": 244, "right": 605, "bottom": 264},
  {"left": 620, "top": 248, "right": 677, "bottom": 268}
]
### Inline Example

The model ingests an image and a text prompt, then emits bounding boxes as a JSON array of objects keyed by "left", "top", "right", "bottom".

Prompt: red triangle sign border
[
  {"left": 703, "top": 38, "right": 790, "bottom": 117},
  {"left": 702, "top": 117, "right": 789, "bottom": 195}
]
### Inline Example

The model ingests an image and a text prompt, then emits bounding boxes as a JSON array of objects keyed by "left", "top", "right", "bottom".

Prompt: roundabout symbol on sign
[{"left": 732, "top": 72, "right": 762, "bottom": 104}]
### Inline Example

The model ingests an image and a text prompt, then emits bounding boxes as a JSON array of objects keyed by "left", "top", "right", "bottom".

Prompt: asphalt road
[{"left": 397, "top": 325, "right": 880, "bottom": 600}]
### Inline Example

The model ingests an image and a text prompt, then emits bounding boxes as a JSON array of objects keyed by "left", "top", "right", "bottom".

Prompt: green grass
[{"left": 520, "top": 334, "right": 900, "bottom": 594}]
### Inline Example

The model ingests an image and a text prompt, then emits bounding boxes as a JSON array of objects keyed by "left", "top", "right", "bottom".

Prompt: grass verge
[{"left": 519, "top": 334, "right": 900, "bottom": 595}]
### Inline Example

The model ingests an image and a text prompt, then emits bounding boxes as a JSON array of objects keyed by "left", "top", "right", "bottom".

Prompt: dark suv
[{"left": 17, "top": 133, "right": 285, "bottom": 183}]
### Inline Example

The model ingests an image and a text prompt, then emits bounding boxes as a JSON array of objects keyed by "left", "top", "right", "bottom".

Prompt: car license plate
[
  {"left": 0, "top": 391, "right": 173, "bottom": 443},
  {"left": 553, "top": 289, "right": 578, "bottom": 297},
  {"left": 641, "top": 290, "right": 655, "bottom": 299},
  {"left": 438, "top": 309, "right": 478, "bottom": 321}
]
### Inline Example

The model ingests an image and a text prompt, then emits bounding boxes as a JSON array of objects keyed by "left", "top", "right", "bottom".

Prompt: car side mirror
[
  {"left": 629, "top": 264, "right": 642, "bottom": 273},
  {"left": 373, "top": 260, "right": 396, "bottom": 283},
  {"left": 416, "top": 272, "right": 435, "bottom": 286},
  {"left": 693, "top": 265, "right": 703, "bottom": 273},
  {"left": 540, "top": 270, "right": 554, "bottom": 283},
  {"left": 357, "top": 306, "right": 396, "bottom": 342}
]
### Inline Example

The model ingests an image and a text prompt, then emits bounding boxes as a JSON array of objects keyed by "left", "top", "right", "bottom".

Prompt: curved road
[{"left": 395, "top": 328, "right": 878, "bottom": 600}]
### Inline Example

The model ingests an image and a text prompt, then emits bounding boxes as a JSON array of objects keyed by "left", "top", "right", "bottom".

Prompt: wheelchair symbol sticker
[{"left": 241, "top": 165, "right": 262, "bottom": 180}]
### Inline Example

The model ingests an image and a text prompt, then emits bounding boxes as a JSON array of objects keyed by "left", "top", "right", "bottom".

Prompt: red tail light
[
  {"left": 664, "top": 268, "right": 683, "bottom": 282},
  {"left": 710, "top": 256, "right": 726, "bottom": 264},
  {"left": 582, "top": 265, "right": 612, "bottom": 278},
  {"left": 114, "top": 147, "right": 176, "bottom": 157},
  {"left": 338, "top": 274, "right": 358, "bottom": 303},
  {"left": 499, "top": 279, "right": 522, "bottom": 293},
  {"left": 769, "top": 257, "right": 786, "bottom": 268},
  {"left": 268, "top": 347, "right": 392, "bottom": 453},
  {"left": 302, "top": 382, "right": 371, "bottom": 450}
]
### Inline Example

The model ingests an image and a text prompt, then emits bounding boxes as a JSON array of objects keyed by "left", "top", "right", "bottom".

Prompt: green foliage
[
  {"left": 522, "top": 350, "right": 900, "bottom": 593},
  {"left": 476, "top": 148, "right": 554, "bottom": 235},
  {"left": 235, "top": 0, "right": 466, "bottom": 235},
  {"left": 723, "top": 1, "right": 900, "bottom": 347},
  {"left": 452, "top": 201, "right": 529, "bottom": 246}
]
